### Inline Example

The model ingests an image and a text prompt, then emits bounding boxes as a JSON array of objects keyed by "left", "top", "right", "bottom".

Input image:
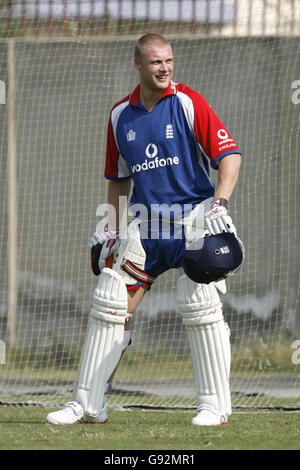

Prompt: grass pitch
[{"left": 0, "top": 406, "right": 299, "bottom": 450}]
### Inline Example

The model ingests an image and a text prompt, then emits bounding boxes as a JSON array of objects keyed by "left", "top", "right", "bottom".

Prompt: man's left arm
[
  {"left": 205, "top": 154, "right": 241, "bottom": 235},
  {"left": 213, "top": 153, "right": 241, "bottom": 202}
]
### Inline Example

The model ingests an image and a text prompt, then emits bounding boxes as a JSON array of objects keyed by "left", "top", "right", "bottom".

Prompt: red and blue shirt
[{"left": 104, "top": 81, "right": 241, "bottom": 219}]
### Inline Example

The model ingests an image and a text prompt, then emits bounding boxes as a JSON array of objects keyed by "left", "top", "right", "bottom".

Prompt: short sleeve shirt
[{"left": 104, "top": 81, "right": 241, "bottom": 220}]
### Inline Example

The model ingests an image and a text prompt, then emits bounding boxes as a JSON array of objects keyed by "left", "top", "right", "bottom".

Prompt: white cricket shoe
[
  {"left": 46, "top": 401, "right": 84, "bottom": 425},
  {"left": 191, "top": 405, "right": 228, "bottom": 426},
  {"left": 81, "top": 403, "right": 108, "bottom": 424}
]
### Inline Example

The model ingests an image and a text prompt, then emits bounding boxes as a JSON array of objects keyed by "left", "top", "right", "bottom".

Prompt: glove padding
[
  {"left": 205, "top": 199, "right": 237, "bottom": 236},
  {"left": 89, "top": 226, "right": 120, "bottom": 275}
]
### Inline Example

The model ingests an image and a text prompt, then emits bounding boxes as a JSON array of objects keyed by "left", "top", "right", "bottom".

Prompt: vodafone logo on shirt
[
  {"left": 217, "top": 128, "right": 236, "bottom": 152},
  {"left": 145, "top": 143, "right": 158, "bottom": 158},
  {"left": 131, "top": 143, "right": 180, "bottom": 174},
  {"left": 217, "top": 129, "right": 229, "bottom": 140}
]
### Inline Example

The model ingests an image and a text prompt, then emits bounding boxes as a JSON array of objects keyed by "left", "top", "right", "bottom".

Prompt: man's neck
[{"left": 139, "top": 87, "right": 164, "bottom": 112}]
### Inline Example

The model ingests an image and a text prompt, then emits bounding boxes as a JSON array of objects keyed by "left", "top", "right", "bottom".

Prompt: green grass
[{"left": 0, "top": 406, "right": 299, "bottom": 450}]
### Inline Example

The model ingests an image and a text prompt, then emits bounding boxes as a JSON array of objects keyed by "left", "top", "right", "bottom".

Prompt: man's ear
[{"left": 134, "top": 57, "right": 141, "bottom": 72}]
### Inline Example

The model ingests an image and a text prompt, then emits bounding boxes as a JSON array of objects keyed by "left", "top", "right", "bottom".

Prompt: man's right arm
[
  {"left": 90, "top": 178, "right": 131, "bottom": 275},
  {"left": 107, "top": 178, "right": 132, "bottom": 230}
]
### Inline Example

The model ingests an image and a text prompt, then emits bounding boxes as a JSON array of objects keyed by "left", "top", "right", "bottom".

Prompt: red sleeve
[
  {"left": 104, "top": 100, "right": 131, "bottom": 180},
  {"left": 177, "top": 84, "right": 241, "bottom": 168},
  {"left": 104, "top": 112, "right": 120, "bottom": 180},
  {"left": 194, "top": 93, "right": 241, "bottom": 168}
]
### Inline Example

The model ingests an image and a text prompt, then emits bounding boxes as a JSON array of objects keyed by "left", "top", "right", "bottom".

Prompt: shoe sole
[
  {"left": 79, "top": 418, "right": 108, "bottom": 424},
  {"left": 46, "top": 418, "right": 83, "bottom": 425},
  {"left": 192, "top": 420, "right": 228, "bottom": 426}
]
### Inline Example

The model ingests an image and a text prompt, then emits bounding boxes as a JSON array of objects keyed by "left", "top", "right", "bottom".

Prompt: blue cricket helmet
[{"left": 182, "top": 232, "right": 244, "bottom": 284}]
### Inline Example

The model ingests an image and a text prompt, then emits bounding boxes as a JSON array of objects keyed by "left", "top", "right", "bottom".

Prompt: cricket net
[{"left": 0, "top": 2, "right": 300, "bottom": 411}]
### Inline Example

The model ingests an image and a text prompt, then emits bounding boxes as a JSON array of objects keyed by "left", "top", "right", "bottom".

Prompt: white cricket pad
[
  {"left": 177, "top": 274, "right": 231, "bottom": 418},
  {"left": 75, "top": 268, "right": 128, "bottom": 416}
]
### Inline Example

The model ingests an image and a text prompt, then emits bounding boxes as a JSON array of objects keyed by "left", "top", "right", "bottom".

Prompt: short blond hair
[{"left": 134, "top": 33, "right": 171, "bottom": 59}]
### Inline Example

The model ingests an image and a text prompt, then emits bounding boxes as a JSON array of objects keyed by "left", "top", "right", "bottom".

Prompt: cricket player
[{"left": 46, "top": 33, "right": 242, "bottom": 426}]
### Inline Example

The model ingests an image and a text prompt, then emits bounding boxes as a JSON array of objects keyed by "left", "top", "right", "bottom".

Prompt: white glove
[
  {"left": 89, "top": 225, "right": 120, "bottom": 275},
  {"left": 205, "top": 198, "right": 237, "bottom": 236}
]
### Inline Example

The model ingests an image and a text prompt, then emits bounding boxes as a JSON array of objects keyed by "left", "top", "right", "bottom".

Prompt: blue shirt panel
[{"left": 115, "top": 94, "right": 215, "bottom": 219}]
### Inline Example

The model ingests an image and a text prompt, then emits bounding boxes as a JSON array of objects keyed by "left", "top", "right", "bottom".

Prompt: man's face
[{"left": 135, "top": 44, "right": 174, "bottom": 94}]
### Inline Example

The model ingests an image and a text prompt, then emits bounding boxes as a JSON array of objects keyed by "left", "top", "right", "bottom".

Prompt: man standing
[{"left": 46, "top": 33, "right": 242, "bottom": 426}]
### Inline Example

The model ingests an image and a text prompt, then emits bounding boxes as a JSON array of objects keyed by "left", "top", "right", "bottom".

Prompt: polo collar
[{"left": 129, "top": 81, "right": 177, "bottom": 107}]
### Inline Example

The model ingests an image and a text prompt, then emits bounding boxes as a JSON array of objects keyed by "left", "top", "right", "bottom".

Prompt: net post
[{"left": 7, "top": 38, "right": 18, "bottom": 348}]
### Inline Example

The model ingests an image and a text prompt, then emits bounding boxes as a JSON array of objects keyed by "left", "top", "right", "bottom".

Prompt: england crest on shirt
[{"left": 166, "top": 124, "right": 173, "bottom": 139}]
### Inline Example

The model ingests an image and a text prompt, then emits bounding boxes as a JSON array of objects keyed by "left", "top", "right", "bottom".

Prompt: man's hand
[
  {"left": 89, "top": 225, "right": 120, "bottom": 275},
  {"left": 205, "top": 198, "right": 237, "bottom": 235}
]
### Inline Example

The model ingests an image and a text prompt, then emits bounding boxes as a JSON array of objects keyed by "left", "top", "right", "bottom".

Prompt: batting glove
[
  {"left": 205, "top": 198, "right": 237, "bottom": 236},
  {"left": 89, "top": 225, "right": 120, "bottom": 275}
]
